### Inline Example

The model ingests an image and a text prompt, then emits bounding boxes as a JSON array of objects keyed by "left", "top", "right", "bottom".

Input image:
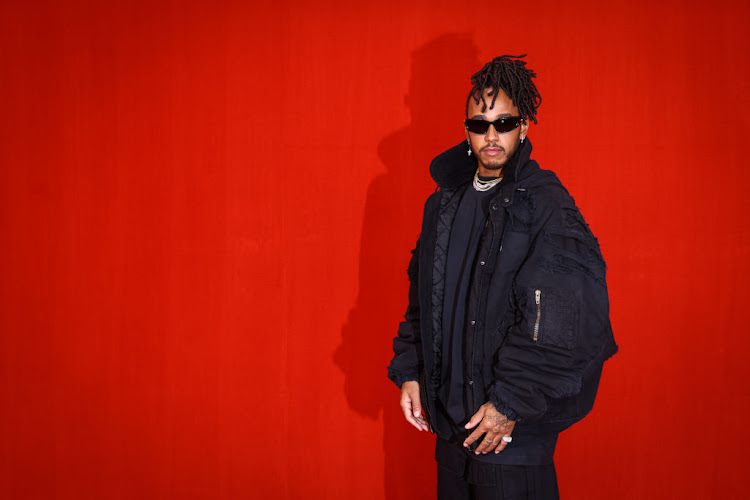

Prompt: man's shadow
[{"left": 335, "top": 34, "right": 480, "bottom": 499}]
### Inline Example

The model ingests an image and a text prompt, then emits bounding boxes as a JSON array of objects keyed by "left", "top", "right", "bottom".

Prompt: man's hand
[
  {"left": 463, "top": 402, "right": 516, "bottom": 455},
  {"left": 400, "top": 381, "right": 429, "bottom": 432}
]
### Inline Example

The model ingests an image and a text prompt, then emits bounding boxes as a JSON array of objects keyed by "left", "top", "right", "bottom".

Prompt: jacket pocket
[{"left": 527, "top": 286, "right": 579, "bottom": 350}]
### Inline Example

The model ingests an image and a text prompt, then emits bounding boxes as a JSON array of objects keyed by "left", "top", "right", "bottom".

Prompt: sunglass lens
[
  {"left": 494, "top": 118, "right": 519, "bottom": 133},
  {"left": 465, "top": 119, "right": 490, "bottom": 134}
]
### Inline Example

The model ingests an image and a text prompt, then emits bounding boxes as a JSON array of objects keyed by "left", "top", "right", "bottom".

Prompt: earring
[
  {"left": 520, "top": 136, "right": 525, "bottom": 144},
  {"left": 467, "top": 140, "right": 472, "bottom": 156}
]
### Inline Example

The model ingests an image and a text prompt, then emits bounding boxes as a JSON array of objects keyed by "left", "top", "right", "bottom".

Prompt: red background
[{"left": 2, "top": 1, "right": 749, "bottom": 498}]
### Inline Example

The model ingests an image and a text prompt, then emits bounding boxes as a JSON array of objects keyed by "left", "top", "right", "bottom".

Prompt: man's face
[{"left": 465, "top": 88, "right": 529, "bottom": 176}]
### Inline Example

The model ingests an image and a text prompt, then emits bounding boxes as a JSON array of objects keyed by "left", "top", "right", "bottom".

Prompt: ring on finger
[
  {"left": 484, "top": 437, "right": 493, "bottom": 443},
  {"left": 502, "top": 436, "right": 512, "bottom": 443}
]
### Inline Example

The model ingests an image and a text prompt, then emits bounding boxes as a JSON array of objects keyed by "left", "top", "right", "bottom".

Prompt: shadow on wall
[{"left": 335, "top": 34, "right": 480, "bottom": 499}]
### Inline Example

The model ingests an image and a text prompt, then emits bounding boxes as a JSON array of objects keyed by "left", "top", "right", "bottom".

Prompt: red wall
[{"left": 2, "top": 1, "right": 749, "bottom": 498}]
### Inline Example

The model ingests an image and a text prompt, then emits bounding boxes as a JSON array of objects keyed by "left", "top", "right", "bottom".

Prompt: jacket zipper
[
  {"left": 419, "top": 371, "right": 435, "bottom": 433},
  {"left": 533, "top": 289, "right": 541, "bottom": 342},
  {"left": 423, "top": 396, "right": 435, "bottom": 434}
]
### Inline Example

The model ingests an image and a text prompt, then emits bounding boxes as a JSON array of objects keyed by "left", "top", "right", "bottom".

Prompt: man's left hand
[{"left": 463, "top": 402, "right": 516, "bottom": 455}]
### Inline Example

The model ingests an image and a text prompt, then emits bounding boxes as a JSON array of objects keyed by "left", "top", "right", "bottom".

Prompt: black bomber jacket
[{"left": 387, "top": 138, "right": 618, "bottom": 437}]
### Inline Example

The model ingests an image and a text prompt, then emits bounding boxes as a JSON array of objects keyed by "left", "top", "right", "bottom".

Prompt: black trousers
[{"left": 436, "top": 439, "right": 559, "bottom": 500}]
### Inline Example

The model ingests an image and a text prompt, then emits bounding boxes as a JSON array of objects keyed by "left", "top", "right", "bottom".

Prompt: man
[{"left": 387, "top": 55, "right": 618, "bottom": 499}]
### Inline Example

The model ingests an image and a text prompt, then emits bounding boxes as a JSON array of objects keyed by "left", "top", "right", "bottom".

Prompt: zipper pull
[{"left": 533, "top": 289, "right": 541, "bottom": 342}]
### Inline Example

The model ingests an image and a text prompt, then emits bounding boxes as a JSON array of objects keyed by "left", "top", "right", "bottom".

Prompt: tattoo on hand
[{"left": 487, "top": 413, "right": 513, "bottom": 433}]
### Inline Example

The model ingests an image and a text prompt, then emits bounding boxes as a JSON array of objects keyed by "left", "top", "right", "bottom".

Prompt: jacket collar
[{"left": 429, "top": 138, "right": 535, "bottom": 190}]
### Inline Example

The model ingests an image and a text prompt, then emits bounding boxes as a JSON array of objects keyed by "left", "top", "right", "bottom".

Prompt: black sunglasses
[{"left": 464, "top": 116, "right": 522, "bottom": 134}]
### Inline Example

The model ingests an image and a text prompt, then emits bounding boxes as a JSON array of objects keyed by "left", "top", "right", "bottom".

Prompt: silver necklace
[{"left": 472, "top": 169, "right": 503, "bottom": 192}]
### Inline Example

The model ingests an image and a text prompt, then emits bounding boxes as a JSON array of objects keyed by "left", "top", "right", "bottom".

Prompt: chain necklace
[{"left": 472, "top": 169, "right": 503, "bottom": 192}]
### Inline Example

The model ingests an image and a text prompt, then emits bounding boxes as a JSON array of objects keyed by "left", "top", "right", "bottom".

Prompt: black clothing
[
  {"left": 436, "top": 437, "right": 559, "bottom": 500},
  {"left": 388, "top": 139, "right": 618, "bottom": 465},
  {"left": 437, "top": 181, "right": 558, "bottom": 465},
  {"left": 439, "top": 184, "right": 495, "bottom": 438}
]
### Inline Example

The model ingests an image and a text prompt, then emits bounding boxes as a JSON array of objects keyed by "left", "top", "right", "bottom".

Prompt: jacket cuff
[
  {"left": 488, "top": 386, "right": 520, "bottom": 421},
  {"left": 387, "top": 366, "right": 418, "bottom": 388}
]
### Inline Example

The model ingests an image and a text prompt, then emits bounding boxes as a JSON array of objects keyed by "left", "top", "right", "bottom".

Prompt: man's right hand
[{"left": 400, "top": 381, "right": 430, "bottom": 432}]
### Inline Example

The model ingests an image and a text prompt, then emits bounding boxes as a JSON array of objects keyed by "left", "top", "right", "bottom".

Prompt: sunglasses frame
[{"left": 464, "top": 116, "right": 523, "bottom": 134}]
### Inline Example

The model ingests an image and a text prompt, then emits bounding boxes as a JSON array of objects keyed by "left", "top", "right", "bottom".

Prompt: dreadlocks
[{"left": 466, "top": 54, "right": 542, "bottom": 124}]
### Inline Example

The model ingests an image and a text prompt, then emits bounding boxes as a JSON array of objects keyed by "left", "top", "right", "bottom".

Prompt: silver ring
[
  {"left": 484, "top": 437, "right": 493, "bottom": 443},
  {"left": 502, "top": 436, "right": 512, "bottom": 443}
]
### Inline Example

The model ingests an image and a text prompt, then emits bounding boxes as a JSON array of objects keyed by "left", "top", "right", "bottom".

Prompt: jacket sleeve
[
  {"left": 387, "top": 238, "right": 423, "bottom": 388},
  {"left": 488, "top": 202, "right": 617, "bottom": 421}
]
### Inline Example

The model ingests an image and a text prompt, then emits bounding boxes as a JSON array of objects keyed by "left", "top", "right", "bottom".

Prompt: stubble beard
[{"left": 479, "top": 141, "right": 520, "bottom": 173}]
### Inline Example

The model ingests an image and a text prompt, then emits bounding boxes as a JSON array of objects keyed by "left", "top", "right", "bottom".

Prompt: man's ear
[{"left": 520, "top": 119, "right": 530, "bottom": 141}]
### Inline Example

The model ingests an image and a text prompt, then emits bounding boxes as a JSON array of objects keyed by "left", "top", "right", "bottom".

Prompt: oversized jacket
[{"left": 387, "top": 138, "right": 618, "bottom": 437}]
